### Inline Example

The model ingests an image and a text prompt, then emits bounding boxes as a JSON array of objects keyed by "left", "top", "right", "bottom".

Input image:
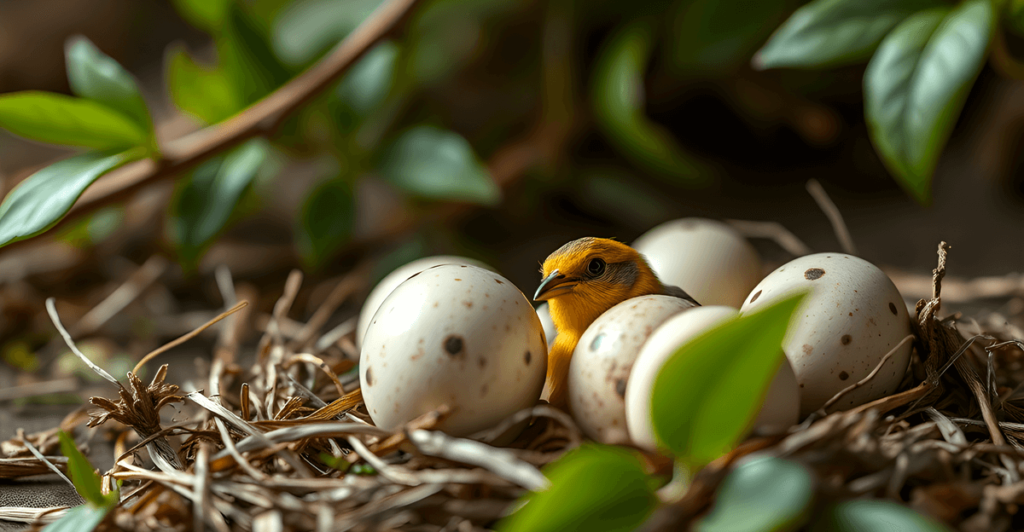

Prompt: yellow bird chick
[{"left": 533, "top": 237, "right": 698, "bottom": 409}]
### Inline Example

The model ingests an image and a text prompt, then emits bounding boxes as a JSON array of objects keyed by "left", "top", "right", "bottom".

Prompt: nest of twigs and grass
[{"left": 1, "top": 242, "right": 1024, "bottom": 532}]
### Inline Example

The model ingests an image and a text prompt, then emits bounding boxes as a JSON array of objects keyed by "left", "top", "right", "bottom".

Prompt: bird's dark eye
[{"left": 587, "top": 258, "right": 606, "bottom": 276}]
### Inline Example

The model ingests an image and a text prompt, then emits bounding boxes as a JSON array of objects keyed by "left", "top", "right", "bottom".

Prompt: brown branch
[{"left": 0, "top": 0, "right": 425, "bottom": 256}]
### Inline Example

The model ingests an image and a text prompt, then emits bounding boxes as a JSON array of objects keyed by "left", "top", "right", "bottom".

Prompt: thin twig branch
[
  {"left": 0, "top": 0, "right": 425, "bottom": 257},
  {"left": 806, "top": 179, "right": 857, "bottom": 255}
]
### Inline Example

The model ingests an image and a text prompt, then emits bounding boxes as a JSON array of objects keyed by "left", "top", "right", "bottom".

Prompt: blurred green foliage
[
  {"left": 697, "top": 456, "right": 814, "bottom": 532},
  {"left": 0, "top": 0, "right": 1010, "bottom": 262},
  {"left": 498, "top": 445, "right": 658, "bottom": 532},
  {"left": 43, "top": 432, "right": 120, "bottom": 532}
]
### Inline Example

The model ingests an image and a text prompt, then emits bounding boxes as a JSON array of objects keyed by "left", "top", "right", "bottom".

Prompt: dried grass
[{"left": 2, "top": 242, "right": 1023, "bottom": 532}]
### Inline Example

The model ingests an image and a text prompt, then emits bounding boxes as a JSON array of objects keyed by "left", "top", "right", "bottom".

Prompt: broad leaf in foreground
[
  {"left": 864, "top": 1, "right": 993, "bottom": 203},
  {"left": 498, "top": 445, "right": 657, "bottom": 532},
  {"left": 651, "top": 293, "right": 805, "bottom": 466},
  {"left": 0, "top": 150, "right": 139, "bottom": 247}
]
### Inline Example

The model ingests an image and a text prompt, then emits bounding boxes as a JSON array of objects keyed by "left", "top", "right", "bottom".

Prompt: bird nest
[{"left": 2, "top": 243, "right": 1024, "bottom": 532}]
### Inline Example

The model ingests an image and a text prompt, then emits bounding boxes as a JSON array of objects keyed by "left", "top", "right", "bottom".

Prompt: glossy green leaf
[
  {"left": 42, "top": 504, "right": 110, "bottom": 532},
  {"left": 0, "top": 92, "right": 147, "bottom": 149},
  {"left": 171, "top": 0, "right": 231, "bottom": 33},
  {"left": 864, "top": 1, "right": 993, "bottom": 204},
  {"left": 65, "top": 36, "right": 153, "bottom": 135},
  {"left": 592, "top": 23, "right": 709, "bottom": 185},
  {"left": 336, "top": 41, "right": 399, "bottom": 116},
  {"left": 377, "top": 126, "right": 500, "bottom": 205},
  {"left": 166, "top": 47, "right": 242, "bottom": 124},
  {"left": 811, "top": 499, "right": 952, "bottom": 532},
  {"left": 754, "top": 0, "right": 946, "bottom": 69},
  {"left": 0, "top": 150, "right": 138, "bottom": 247},
  {"left": 170, "top": 140, "right": 268, "bottom": 268},
  {"left": 272, "top": 0, "right": 384, "bottom": 67},
  {"left": 58, "top": 431, "right": 116, "bottom": 508},
  {"left": 651, "top": 293, "right": 805, "bottom": 466},
  {"left": 221, "top": 3, "right": 293, "bottom": 105},
  {"left": 297, "top": 178, "right": 355, "bottom": 270},
  {"left": 697, "top": 456, "right": 814, "bottom": 532},
  {"left": 498, "top": 445, "right": 657, "bottom": 532},
  {"left": 673, "top": 0, "right": 791, "bottom": 72}
]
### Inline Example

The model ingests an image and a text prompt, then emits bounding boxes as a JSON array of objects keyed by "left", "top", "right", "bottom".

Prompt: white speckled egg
[
  {"left": 632, "top": 218, "right": 763, "bottom": 307},
  {"left": 568, "top": 294, "right": 697, "bottom": 444},
  {"left": 625, "top": 306, "right": 800, "bottom": 451},
  {"left": 360, "top": 264, "right": 547, "bottom": 436},
  {"left": 535, "top": 303, "right": 557, "bottom": 348},
  {"left": 740, "top": 253, "right": 912, "bottom": 416},
  {"left": 357, "top": 255, "right": 491, "bottom": 348}
]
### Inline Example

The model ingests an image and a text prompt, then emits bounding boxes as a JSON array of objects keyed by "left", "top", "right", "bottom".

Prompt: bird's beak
[{"left": 534, "top": 269, "right": 578, "bottom": 301}]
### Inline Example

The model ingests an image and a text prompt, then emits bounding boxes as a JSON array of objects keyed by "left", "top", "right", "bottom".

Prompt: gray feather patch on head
[{"left": 606, "top": 261, "right": 639, "bottom": 287}]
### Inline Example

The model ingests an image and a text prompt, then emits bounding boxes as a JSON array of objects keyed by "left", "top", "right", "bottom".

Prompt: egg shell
[
  {"left": 740, "top": 253, "right": 912, "bottom": 416},
  {"left": 535, "top": 303, "right": 557, "bottom": 348},
  {"left": 568, "top": 294, "right": 697, "bottom": 444},
  {"left": 357, "top": 255, "right": 491, "bottom": 348},
  {"left": 632, "top": 218, "right": 763, "bottom": 307},
  {"left": 360, "top": 264, "right": 547, "bottom": 436},
  {"left": 625, "top": 306, "right": 800, "bottom": 451}
]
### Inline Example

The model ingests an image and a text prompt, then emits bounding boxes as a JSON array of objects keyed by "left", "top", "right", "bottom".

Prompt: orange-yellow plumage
[{"left": 534, "top": 237, "right": 686, "bottom": 408}]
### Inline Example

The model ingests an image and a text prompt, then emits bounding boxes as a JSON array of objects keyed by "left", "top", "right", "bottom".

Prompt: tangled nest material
[{"left": 2, "top": 242, "right": 1024, "bottom": 531}]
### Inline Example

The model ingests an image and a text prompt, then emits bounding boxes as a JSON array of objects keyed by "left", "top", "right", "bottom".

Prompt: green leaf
[
  {"left": 221, "top": 2, "right": 293, "bottom": 105},
  {"left": 166, "top": 47, "right": 242, "bottom": 124},
  {"left": 296, "top": 178, "right": 355, "bottom": 270},
  {"left": 652, "top": 293, "right": 805, "bottom": 466},
  {"left": 170, "top": 140, "right": 268, "bottom": 268},
  {"left": 498, "top": 445, "right": 657, "bottom": 532},
  {"left": 592, "top": 22, "right": 709, "bottom": 185},
  {"left": 171, "top": 0, "right": 231, "bottom": 34},
  {"left": 65, "top": 36, "right": 154, "bottom": 136},
  {"left": 377, "top": 126, "right": 500, "bottom": 205},
  {"left": 754, "top": 0, "right": 946, "bottom": 70},
  {"left": 673, "top": 0, "right": 792, "bottom": 72},
  {"left": 811, "top": 499, "right": 952, "bottom": 532},
  {"left": 697, "top": 456, "right": 814, "bottom": 532},
  {"left": 272, "top": 0, "right": 385, "bottom": 67},
  {"left": 0, "top": 150, "right": 138, "bottom": 247},
  {"left": 336, "top": 41, "right": 399, "bottom": 116},
  {"left": 864, "top": 1, "right": 993, "bottom": 204},
  {"left": 0, "top": 92, "right": 148, "bottom": 149},
  {"left": 42, "top": 504, "right": 111, "bottom": 532},
  {"left": 58, "top": 431, "right": 116, "bottom": 508}
]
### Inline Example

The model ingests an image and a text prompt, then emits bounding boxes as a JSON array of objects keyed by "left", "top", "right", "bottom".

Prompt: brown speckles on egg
[
  {"left": 750, "top": 290, "right": 762, "bottom": 303},
  {"left": 525, "top": 350, "right": 532, "bottom": 365},
  {"left": 462, "top": 301, "right": 473, "bottom": 308},
  {"left": 444, "top": 335, "right": 465, "bottom": 357},
  {"left": 804, "top": 268, "right": 825, "bottom": 280},
  {"left": 615, "top": 379, "right": 627, "bottom": 398},
  {"left": 480, "top": 383, "right": 489, "bottom": 396},
  {"left": 478, "top": 357, "right": 487, "bottom": 369},
  {"left": 495, "top": 279, "right": 504, "bottom": 284},
  {"left": 889, "top": 302, "right": 898, "bottom": 315},
  {"left": 365, "top": 367, "right": 374, "bottom": 386},
  {"left": 841, "top": 335, "right": 852, "bottom": 345},
  {"left": 839, "top": 371, "right": 849, "bottom": 380},
  {"left": 802, "top": 344, "right": 813, "bottom": 355}
]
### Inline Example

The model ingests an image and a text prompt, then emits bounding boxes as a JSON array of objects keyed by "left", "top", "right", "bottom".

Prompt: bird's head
[{"left": 535, "top": 237, "right": 663, "bottom": 333}]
